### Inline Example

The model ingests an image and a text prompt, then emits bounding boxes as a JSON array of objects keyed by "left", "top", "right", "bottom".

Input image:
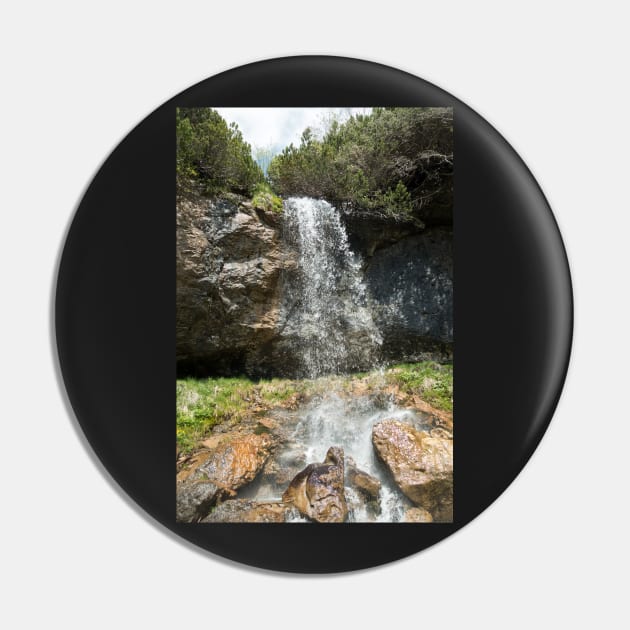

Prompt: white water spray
[
  {"left": 243, "top": 198, "right": 432, "bottom": 521},
  {"left": 282, "top": 197, "right": 382, "bottom": 378}
]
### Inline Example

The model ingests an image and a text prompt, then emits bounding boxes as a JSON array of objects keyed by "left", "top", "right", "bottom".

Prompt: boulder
[
  {"left": 346, "top": 455, "right": 381, "bottom": 500},
  {"left": 372, "top": 419, "right": 452, "bottom": 522},
  {"left": 176, "top": 480, "right": 222, "bottom": 524},
  {"left": 282, "top": 446, "right": 348, "bottom": 523},
  {"left": 404, "top": 507, "right": 434, "bottom": 523},
  {"left": 200, "top": 499, "right": 299, "bottom": 523},
  {"left": 176, "top": 433, "right": 273, "bottom": 522}
]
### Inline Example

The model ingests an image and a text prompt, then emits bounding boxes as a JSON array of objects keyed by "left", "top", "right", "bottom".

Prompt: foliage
[
  {"left": 373, "top": 181, "right": 413, "bottom": 216},
  {"left": 176, "top": 108, "right": 264, "bottom": 197},
  {"left": 251, "top": 182, "right": 283, "bottom": 213},
  {"left": 267, "top": 107, "right": 453, "bottom": 218},
  {"left": 176, "top": 361, "right": 453, "bottom": 453},
  {"left": 385, "top": 362, "right": 453, "bottom": 412}
]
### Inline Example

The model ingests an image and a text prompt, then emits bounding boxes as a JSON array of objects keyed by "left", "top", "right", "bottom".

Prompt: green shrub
[
  {"left": 267, "top": 107, "right": 453, "bottom": 218},
  {"left": 367, "top": 181, "right": 413, "bottom": 216},
  {"left": 176, "top": 107, "right": 264, "bottom": 197},
  {"left": 251, "top": 182, "right": 283, "bottom": 213}
]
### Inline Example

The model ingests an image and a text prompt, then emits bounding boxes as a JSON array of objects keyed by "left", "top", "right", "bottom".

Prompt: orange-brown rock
[
  {"left": 346, "top": 455, "right": 381, "bottom": 500},
  {"left": 176, "top": 450, "right": 213, "bottom": 483},
  {"left": 176, "top": 433, "right": 273, "bottom": 522},
  {"left": 282, "top": 446, "right": 348, "bottom": 523},
  {"left": 404, "top": 507, "right": 434, "bottom": 523},
  {"left": 372, "top": 419, "right": 452, "bottom": 522}
]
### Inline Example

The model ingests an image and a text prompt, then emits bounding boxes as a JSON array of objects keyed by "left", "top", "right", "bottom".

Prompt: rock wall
[
  {"left": 361, "top": 226, "right": 453, "bottom": 363},
  {"left": 337, "top": 209, "right": 453, "bottom": 361},
  {"left": 176, "top": 194, "right": 295, "bottom": 376},
  {"left": 176, "top": 192, "right": 452, "bottom": 377}
]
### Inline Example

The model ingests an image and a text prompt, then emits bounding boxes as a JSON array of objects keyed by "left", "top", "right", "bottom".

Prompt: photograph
[{"left": 176, "top": 107, "right": 454, "bottom": 523}]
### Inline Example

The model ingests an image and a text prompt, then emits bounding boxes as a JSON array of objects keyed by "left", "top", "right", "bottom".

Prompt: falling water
[
  {"left": 282, "top": 197, "right": 382, "bottom": 378},
  {"left": 240, "top": 197, "right": 431, "bottom": 521},
  {"left": 291, "top": 391, "right": 433, "bottom": 522}
]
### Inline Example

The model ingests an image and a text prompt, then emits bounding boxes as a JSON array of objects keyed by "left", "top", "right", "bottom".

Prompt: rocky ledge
[{"left": 176, "top": 404, "right": 453, "bottom": 523}]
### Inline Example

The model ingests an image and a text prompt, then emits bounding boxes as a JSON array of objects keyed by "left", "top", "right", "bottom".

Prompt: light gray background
[{"left": 2, "top": 2, "right": 628, "bottom": 628}]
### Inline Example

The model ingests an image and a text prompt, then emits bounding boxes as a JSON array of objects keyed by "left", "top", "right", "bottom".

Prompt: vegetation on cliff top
[
  {"left": 176, "top": 107, "right": 264, "bottom": 197},
  {"left": 176, "top": 107, "right": 453, "bottom": 220},
  {"left": 251, "top": 182, "right": 283, "bottom": 213},
  {"left": 176, "top": 361, "right": 453, "bottom": 454},
  {"left": 267, "top": 107, "right": 453, "bottom": 218}
]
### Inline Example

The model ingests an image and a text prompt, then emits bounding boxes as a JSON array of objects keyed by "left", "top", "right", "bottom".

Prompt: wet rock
[
  {"left": 262, "top": 449, "right": 307, "bottom": 487},
  {"left": 200, "top": 499, "right": 299, "bottom": 523},
  {"left": 344, "top": 487, "right": 382, "bottom": 522},
  {"left": 176, "top": 481, "right": 221, "bottom": 523},
  {"left": 176, "top": 450, "right": 213, "bottom": 483},
  {"left": 366, "top": 228, "right": 453, "bottom": 363},
  {"left": 373, "top": 419, "right": 452, "bottom": 522},
  {"left": 346, "top": 455, "right": 381, "bottom": 500},
  {"left": 176, "top": 433, "right": 273, "bottom": 522},
  {"left": 193, "top": 433, "right": 273, "bottom": 489},
  {"left": 404, "top": 507, "right": 434, "bottom": 523},
  {"left": 282, "top": 446, "right": 348, "bottom": 523},
  {"left": 405, "top": 396, "right": 454, "bottom": 435}
]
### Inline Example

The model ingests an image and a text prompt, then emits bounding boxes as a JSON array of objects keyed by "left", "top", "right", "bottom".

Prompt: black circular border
[{"left": 55, "top": 56, "right": 572, "bottom": 573}]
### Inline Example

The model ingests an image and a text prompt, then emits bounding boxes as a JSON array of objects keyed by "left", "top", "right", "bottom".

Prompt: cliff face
[
  {"left": 176, "top": 193, "right": 452, "bottom": 378},
  {"left": 176, "top": 194, "right": 295, "bottom": 376},
  {"left": 364, "top": 227, "right": 453, "bottom": 362}
]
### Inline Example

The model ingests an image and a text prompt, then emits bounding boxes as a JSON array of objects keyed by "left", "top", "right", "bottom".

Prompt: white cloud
[{"left": 215, "top": 107, "right": 371, "bottom": 154}]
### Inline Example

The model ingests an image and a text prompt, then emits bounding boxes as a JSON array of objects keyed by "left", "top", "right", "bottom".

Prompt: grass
[
  {"left": 176, "top": 361, "right": 453, "bottom": 454},
  {"left": 176, "top": 375, "right": 301, "bottom": 453},
  {"left": 251, "top": 182, "right": 283, "bottom": 213},
  {"left": 384, "top": 362, "right": 453, "bottom": 412}
]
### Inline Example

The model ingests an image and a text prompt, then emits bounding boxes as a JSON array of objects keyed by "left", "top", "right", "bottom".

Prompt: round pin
[{"left": 55, "top": 56, "right": 572, "bottom": 573}]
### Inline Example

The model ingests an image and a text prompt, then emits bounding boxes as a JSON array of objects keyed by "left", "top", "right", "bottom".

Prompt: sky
[{"left": 215, "top": 107, "right": 371, "bottom": 154}]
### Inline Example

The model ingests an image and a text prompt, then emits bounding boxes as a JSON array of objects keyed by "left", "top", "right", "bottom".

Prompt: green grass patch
[
  {"left": 176, "top": 361, "right": 452, "bottom": 454},
  {"left": 176, "top": 375, "right": 300, "bottom": 454},
  {"left": 385, "top": 361, "right": 453, "bottom": 412},
  {"left": 176, "top": 377, "right": 254, "bottom": 453},
  {"left": 251, "top": 182, "right": 283, "bottom": 213}
]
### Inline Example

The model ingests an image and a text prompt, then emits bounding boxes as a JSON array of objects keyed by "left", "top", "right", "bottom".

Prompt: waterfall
[
  {"left": 282, "top": 197, "right": 382, "bottom": 378},
  {"left": 239, "top": 197, "right": 431, "bottom": 521},
  {"left": 292, "top": 392, "right": 429, "bottom": 522}
]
